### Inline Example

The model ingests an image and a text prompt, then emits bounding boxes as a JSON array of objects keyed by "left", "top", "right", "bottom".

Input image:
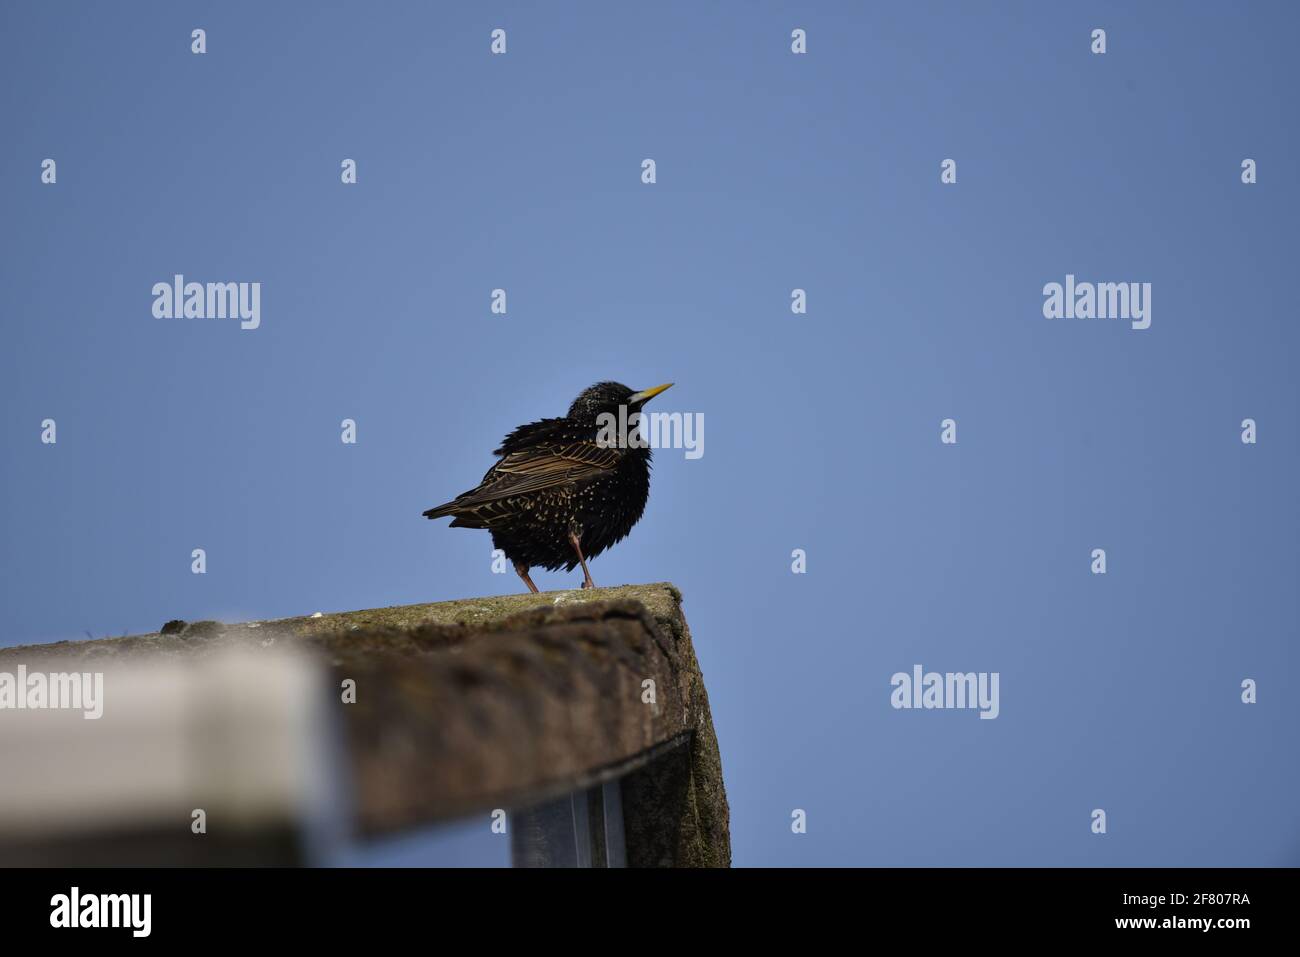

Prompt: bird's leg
[
  {"left": 568, "top": 530, "right": 596, "bottom": 589},
  {"left": 514, "top": 562, "right": 539, "bottom": 594}
]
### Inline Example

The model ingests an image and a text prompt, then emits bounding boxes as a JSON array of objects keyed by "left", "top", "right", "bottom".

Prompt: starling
[{"left": 423, "top": 381, "right": 673, "bottom": 593}]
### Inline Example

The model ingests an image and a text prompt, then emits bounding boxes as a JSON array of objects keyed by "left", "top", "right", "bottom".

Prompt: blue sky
[{"left": 2, "top": 1, "right": 1297, "bottom": 866}]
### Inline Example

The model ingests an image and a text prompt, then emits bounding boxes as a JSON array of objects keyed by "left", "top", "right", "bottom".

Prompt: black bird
[{"left": 423, "top": 381, "right": 673, "bottom": 593}]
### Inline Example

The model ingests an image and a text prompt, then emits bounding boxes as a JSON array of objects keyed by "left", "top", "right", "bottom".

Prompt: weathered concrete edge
[
  {"left": 0, "top": 583, "right": 732, "bottom": 867},
  {"left": 0, "top": 583, "right": 688, "bottom": 663}
]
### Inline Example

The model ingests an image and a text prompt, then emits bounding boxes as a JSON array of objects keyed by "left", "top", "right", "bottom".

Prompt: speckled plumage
[{"left": 423, "top": 381, "right": 670, "bottom": 590}]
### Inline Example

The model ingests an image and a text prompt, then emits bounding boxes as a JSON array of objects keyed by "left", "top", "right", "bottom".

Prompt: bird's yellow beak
[{"left": 629, "top": 382, "right": 673, "bottom": 404}]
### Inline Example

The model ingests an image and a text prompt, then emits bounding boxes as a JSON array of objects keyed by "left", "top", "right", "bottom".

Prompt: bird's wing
[{"left": 450, "top": 441, "right": 620, "bottom": 508}]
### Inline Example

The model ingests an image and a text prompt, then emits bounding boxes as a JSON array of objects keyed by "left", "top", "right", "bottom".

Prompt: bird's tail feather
[{"left": 423, "top": 501, "right": 489, "bottom": 529}]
